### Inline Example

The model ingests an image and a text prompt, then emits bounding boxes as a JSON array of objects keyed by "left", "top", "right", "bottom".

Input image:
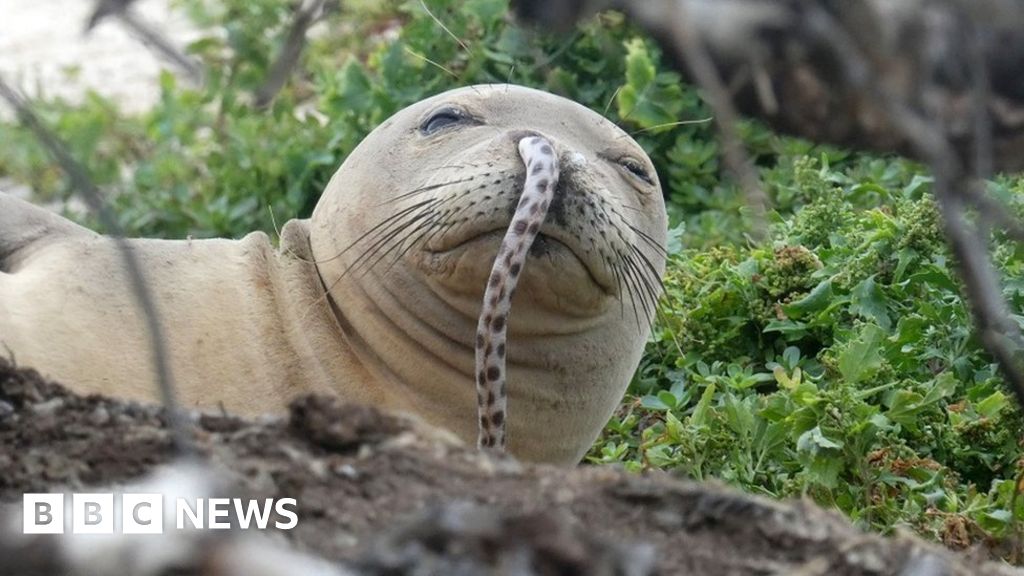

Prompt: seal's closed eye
[
  {"left": 420, "top": 106, "right": 477, "bottom": 135},
  {"left": 619, "top": 157, "right": 655, "bottom": 186}
]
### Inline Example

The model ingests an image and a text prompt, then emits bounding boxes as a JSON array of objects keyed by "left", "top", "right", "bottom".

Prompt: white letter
[
  {"left": 23, "top": 494, "right": 64, "bottom": 534},
  {"left": 73, "top": 493, "right": 113, "bottom": 534},
  {"left": 123, "top": 494, "right": 163, "bottom": 534},
  {"left": 176, "top": 498, "right": 204, "bottom": 529},
  {"left": 208, "top": 498, "right": 231, "bottom": 529},
  {"left": 274, "top": 498, "right": 298, "bottom": 530},
  {"left": 233, "top": 498, "right": 273, "bottom": 530}
]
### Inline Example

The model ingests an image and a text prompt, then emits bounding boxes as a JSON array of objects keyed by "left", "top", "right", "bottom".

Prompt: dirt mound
[{"left": 0, "top": 358, "right": 1019, "bottom": 575}]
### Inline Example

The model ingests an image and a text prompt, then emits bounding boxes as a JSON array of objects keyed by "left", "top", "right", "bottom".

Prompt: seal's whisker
[
  {"left": 627, "top": 222, "right": 669, "bottom": 257},
  {"left": 412, "top": 211, "right": 466, "bottom": 259},
  {"left": 616, "top": 258, "right": 645, "bottom": 333},
  {"left": 608, "top": 259, "right": 627, "bottom": 318},
  {"left": 299, "top": 211, "right": 432, "bottom": 323},
  {"left": 629, "top": 242, "right": 667, "bottom": 294},
  {"left": 386, "top": 219, "right": 449, "bottom": 274},
  {"left": 624, "top": 244, "right": 662, "bottom": 321},
  {"left": 267, "top": 194, "right": 441, "bottom": 267},
  {"left": 303, "top": 206, "right": 437, "bottom": 319},
  {"left": 378, "top": 177, "right": 475, "bottom": 206},
  {"left": 419, "top": 0, "right": 472, "bottom": 54},
  {"left": 631, "top": 246, "right": 664, "bottom": 312},
  {"left": 351, "top": 187, "right": 478, "bottom": 276},
  {"left": 426, "top": 163, "right": 472, "bottom": 172},
  {"left": 626, "top": 254, "right": 659, "bottom": 330},
  {"left": 350, "top": 209, "right": 438, "bottom": 277},
  {"left": 352, "top": 193, "right": 464, "bottom": 260},
  {"left": 336, "top": 209, "right": 436, "bottom": 281},
  {"left": 296, "top": 207, "right": 432, "bottom": 323},
  {"left": 316, "top": 198, "right": 438, "bottom": 266},
  {"left": 404, "top": 46, "right": 459, "bottom": 79},
  {"left": 622, "top": 253, "right": 655, "bottom": 327},
  {"left": 435, "top": 196, "right": 497, "bottom": 241},
  {"left": 374, "top": 213, "right": 446, "bottom": 276}
]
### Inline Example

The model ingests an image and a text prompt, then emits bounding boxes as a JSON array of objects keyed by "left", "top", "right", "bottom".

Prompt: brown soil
[{"left": 0, "top": 358, "right": 1020, "bottom": 575}]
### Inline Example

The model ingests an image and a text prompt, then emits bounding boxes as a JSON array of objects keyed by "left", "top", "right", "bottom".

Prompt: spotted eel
[{"left": 475, "top": 135, "right": 559, "bottom": 450}]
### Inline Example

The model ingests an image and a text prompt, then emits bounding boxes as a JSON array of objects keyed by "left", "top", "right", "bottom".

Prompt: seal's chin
[{"left": 421, "top": 228, "right": 615, "bottom": 317}]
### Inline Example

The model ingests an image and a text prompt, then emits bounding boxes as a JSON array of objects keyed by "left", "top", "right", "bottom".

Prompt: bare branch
[
  {"left": 0, "top": 76, "right": 194, "bottom": 457},
  {"left": 254, "top": 0, "right": 333, "bottom": 108},
  {"left": 661, "top": 3, "right": 769, "bottom": 242},
  {"left": 86, "top": 0, "right": 203, "bottom": 83}
]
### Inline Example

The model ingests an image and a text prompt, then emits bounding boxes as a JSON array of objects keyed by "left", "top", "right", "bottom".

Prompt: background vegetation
[{"left": 2, "top": 0, "right": 1022, "bottom": 558}]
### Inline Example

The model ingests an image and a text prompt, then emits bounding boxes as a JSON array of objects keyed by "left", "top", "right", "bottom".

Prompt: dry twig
[{"left": 0, "top": 76, "right": 193, "bottom": 457}]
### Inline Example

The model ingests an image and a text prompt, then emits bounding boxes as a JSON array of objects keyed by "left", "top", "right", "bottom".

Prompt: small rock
[
  {"left": 30, "top": 397, "right": 64, "bottom": 417},
  {"left": 652, "top": 509, "right": 683, "bottom": 530},
  {"left": 334, "top": 464, "right": 360, "bottom": 480},
  {"left": 89, "top": 405, "right": 110, "bottom": 426}
]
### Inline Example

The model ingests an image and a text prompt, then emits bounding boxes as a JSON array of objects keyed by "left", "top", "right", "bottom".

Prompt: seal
[{"left": 0, "top": 84, "right": 667, "bottom": 464}]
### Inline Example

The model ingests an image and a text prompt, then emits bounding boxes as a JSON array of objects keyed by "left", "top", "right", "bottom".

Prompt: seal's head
[{"left": 310, "top": 84, "right": 667, "bottom": 464}]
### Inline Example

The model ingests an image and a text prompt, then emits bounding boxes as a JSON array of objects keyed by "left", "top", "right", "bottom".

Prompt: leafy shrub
[{"left": 595, "top": 157, "right": 1024, "bottom": 551}]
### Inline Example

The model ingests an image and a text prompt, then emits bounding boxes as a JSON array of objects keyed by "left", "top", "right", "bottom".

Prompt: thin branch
[
  {"left": 964, "top": 181, "right": 1024, "bottom": 244},
  {"left": 0, "top": 76, "right": 194, "bottom": 457},
  {"left": 86, "top": 0, "right": 203, "bottom": 83},
  {"left": 661, "top": 3, "right": 770, "bottom": 242},
  {"left": 254, "top": 0, "right": 330, "bottom": 108}
]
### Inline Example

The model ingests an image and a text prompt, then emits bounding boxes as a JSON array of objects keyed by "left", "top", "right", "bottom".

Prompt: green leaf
[
  {"left": 976, "top": 391, "right": 1007, "bottom": 418},
  {"left": 623, "top": 38, "right": 655, "bottom": 90},
  {"left": 640, "top": 394, "right": 671, "bottom": 411},
  {"left": 657, "top": 390, "right": 679, "bottom": 410},
  {"left": 850, "top": 276, "right": 891, "bottom": 330},
  {"left": 796, "top": 426, "right": 844, "bottom": 488},
  {"left": 838, "top": 324, "right": 886, "bottom": 384},
  {"left": 616, "top": 39, "right": 684, "bottom": 128},
  {"left": 723, "top": 394, "right": 755, "bottom": 436},
  {"left": 886, "top": 391, "right": 925, "bottom": 430},
  {"left": 907, "top": 267, "right": 958, "bottom": 292},
  {"left": 887, "top": 373, "right": 956, "bottom": 431},
  {"left": 782, "top": 279, "right": 833, "bottom": 318},
  {"left": 893, "top": 248, "right": 916, "bottom": 282},
  {"left": 763, "top": 320, "right": 810, "bottom": 337},
  {"left": 690, "top": 383, "right": 716, "bottom": 427},
  {"left": 797, "top": 425, "right": 844, "bottom": 451}
]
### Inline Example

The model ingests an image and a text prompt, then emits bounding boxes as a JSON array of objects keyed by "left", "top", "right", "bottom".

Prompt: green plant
[{"left": 594, "top": 163, "right": 1024, "bottom": 556}]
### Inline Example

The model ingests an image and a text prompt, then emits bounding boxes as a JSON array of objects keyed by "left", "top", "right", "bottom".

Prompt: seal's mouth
[{"left": 427, "top": 227, "right": 617, "bottom": 297}]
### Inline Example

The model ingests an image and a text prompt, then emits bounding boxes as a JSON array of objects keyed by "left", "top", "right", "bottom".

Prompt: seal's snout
[
  {"left": 507, "top": 129, "right": 543, "bottom": 143},
  {"left": 565, "top": 151, "right": 587, "bottom": 168}
]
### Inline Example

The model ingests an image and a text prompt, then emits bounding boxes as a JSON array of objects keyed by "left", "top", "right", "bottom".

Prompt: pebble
[{"left": 88, "top": 405, "right": 111, "bottom": 426}]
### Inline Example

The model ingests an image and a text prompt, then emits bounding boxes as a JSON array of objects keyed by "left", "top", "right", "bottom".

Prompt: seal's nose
[
  {"left": 507, "top": 129, "right": 544, "bottom": 144},
  {"left": 566, "top": 151, "right": 587, "bottom": 168}
]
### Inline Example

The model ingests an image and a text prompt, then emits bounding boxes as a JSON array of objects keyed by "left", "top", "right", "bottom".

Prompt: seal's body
[
  {"left": 0, "top": 85, "right": 667, "bottom": 464},
  {"left": 0, "top": 210, "right": 383, "bottom": 413}
]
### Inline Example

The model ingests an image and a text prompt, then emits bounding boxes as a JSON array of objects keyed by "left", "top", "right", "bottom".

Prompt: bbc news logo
[{"left": 23, "top": 493, "right": 298, "bottom": 534}]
